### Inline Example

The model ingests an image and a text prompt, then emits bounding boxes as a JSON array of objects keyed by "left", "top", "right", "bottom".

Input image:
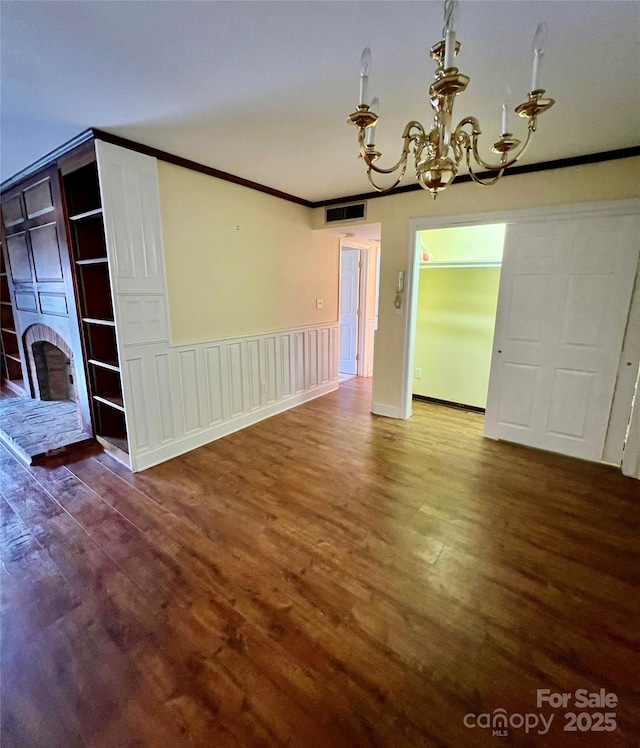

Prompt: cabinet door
[
  {"left": 484, "top": 214, "right": 639, "bottom": 462},
  {"left": 96, "top": 141, "right": 167, "bottom": 296}
]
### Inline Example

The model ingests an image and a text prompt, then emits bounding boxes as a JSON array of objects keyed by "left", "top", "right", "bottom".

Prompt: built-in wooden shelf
[
  {"left": 69, "top": 207, "right": 103, "bottom": 222},
  {"left": 76, "top": 257, "right": 108, "bottom": 266},
  {"left": 64, "top": 157, "right": 128, "bottom": 460},
  {"left": 0, "top": 232, "right": 22, "bottom": 394},
  {"left": 93, "top": 393, "right": 125, "bottom": 412},
  {"left": 70, "top": 213, "right": 107, "bottom": 262},
  {"left": 88, "top": 358, "right": 120, "bottom": 372},
  {"left": 76, "top": 261, "right": 114, "bottom": 320},
  {"left": 83, "top": 317, "right": 116, "bottom": 327},
  {"left": 2, "top": 329, "right": 20, "bottom": 358},
  {"left": 96, "top": 434, "right": 130, "bottom": 464},
  {"left": 3, "top": 378, "right": 26, "bottom": 396}
]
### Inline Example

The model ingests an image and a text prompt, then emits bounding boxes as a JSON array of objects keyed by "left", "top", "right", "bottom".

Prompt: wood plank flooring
[{"left": 1, "top": 377, "right": 639, "bottom": 747}]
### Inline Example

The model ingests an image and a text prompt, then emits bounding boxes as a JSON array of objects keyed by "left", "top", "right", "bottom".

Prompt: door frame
[
  {"left": 340, "top": 238, "right": 377, "bottom": 377},
  {"left": 401, "top": 199, "right": 640, "bottom": 470}
]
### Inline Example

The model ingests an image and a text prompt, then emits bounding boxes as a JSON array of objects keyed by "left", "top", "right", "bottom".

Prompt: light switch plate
[{"left": 316, "top": 298, "right": 324, "bottom": 309}]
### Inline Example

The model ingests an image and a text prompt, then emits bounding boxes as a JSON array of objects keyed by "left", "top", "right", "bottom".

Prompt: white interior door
[
  {"left": 339, "top": 248, "right": 360, "bottom": 375},
  {"left": 485, "top": 214, "right": 639, "bottom": 461}
]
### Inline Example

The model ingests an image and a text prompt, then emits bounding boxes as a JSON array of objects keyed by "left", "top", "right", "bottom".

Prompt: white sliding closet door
[{"left": 484, "top": 214, "right": 639, "bottom": 462}]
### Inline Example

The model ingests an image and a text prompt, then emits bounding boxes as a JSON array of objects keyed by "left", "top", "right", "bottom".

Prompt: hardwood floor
[{"left": 1, "top": 377, "right": 639, "bottom": 747}]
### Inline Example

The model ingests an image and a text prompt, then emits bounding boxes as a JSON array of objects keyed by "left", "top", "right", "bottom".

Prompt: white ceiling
[{"left": 2, "top": 1, "right": 639, "bottom": 203}]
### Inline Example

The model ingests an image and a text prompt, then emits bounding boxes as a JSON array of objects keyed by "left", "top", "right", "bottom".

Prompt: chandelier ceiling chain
[{"left": 347, "top": 0, "right": 555, "bottom": 199}]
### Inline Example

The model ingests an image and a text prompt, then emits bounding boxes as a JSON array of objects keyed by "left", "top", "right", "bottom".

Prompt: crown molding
[
  {"left": 312, "top": 145, "right": 640, "bottom": 208},
  {"left": 0, "top": 130, "right": 94, "bottom": 193},
  {"left": 90, "top": 129, "right": 314, "bottom": 207},
  {"left": 3, "top": 129, "right": 638, "bottom": 209}
]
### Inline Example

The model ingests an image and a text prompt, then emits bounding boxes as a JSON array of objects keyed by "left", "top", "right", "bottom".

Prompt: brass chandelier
[{"left": 347, "top": 0, "right": 555, "bottom": 198}]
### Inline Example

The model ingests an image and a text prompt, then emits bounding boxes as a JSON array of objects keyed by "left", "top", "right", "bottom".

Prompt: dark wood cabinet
[
  {"left": 0, "top": 165, "right": 90, "bottom": 429},
  {"left": 1, "top": 140, "right": 129, "bottom": 465},
  {"left": 2, "top": 135, "right": 169, "bottom": 471}
]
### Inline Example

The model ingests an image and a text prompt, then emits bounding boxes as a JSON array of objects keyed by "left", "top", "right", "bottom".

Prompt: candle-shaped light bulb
[
  {"left": 531, "top": 23, "right": 547, "bottom": 91},
  {"left": 501, "top": 86, "right": 511, "bottom": 135},
  {"left": 532, "top": 22, "right": 547, "bottom": 56},
  {"left": 443, "top": 0, "right": 459, "bottom": 70},
  {"left": 442, "top": 0, "right": 459, "bottom": 35},
  {"left": 359, "top": 47, "right": 372, "bottom": 105},
  {"left": 366, "top": 97, "right": 379, "bottom": 146},
  {"left": 360, "top": 47, "right": 372, "bottom": 76}
]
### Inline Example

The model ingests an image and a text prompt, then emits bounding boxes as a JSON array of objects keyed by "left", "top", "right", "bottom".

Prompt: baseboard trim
[
  {"left": 412, "top": 394, "right": 485, "bottom": 414},
  {"left": 133, "top": 381, "right": 338, "bottom": 471},
  {"left": 371, "top": 402, "right": 402, "bottom": 419}
]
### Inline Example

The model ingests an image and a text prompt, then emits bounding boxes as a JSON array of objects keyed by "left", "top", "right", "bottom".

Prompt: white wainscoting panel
[
  {"left": 248, "top": 339, "right": 262, "bottom": 411},
  {"left": 265, "top": 337, "right": 277, "bottom": 404},
  {"left": 280, "top": 335, "right": 292, "bottom": 399},
  {"left": 153, "top": 352, "right": 175, "bottom": 442},
  {"left": 228, "top": 342, "right": 244, "bottom": 418},
  {"left": 178, "top": 349, "right": 201, "bottom": 434},
  {"left": 308, "top": 328, "right": 318, "bottom": 389},
  {"left": 117, "top": 295, "right": 169, "bottom": 345},
  {"left": 295, "top": 332, "right": 306, "bottom": 393},
  {"left": 127, "top": 356, "right": 150, "bottom": 450},
  {"left": 320, "top": 327, "right": 330, "bottom": 384},
  {"left": 204, "top": 345, "right": 225, "bottom": 426},
  {"left": 121, "top": 324, "right": 339, "bottom": 471}
]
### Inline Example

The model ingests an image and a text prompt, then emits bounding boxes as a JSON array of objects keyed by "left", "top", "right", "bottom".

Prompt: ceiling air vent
[{"left": 325, "top": 202, "right": 366, "bottom": 223}]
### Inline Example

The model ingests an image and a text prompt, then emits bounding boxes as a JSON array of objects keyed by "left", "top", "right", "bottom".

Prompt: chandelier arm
[
  {"left": 453, "top": 116, "right": 535, "bottom": 174},
  {"left": 452, "top": 126, "right": 470, "bottom": 165},
  {"left": 469, "top": 125, "right": 534, "bottom": 172},
  {"left": 366, "top": 161, "right": 409, "bottom": 192},
  {"left": 465, "top": 157, "right": 506, "bottom": 187},
  {"left": 401, "top": 121, "right": 427, "bottom": 140},
  {"left": 363, "top": 148, "right": 409, "bottom": 176},
  {"left": 453, "top": 116, "right": 481, "bottom": 147},
  {"left": 359, "top": 121, "right": 425, "bottom": 175}
]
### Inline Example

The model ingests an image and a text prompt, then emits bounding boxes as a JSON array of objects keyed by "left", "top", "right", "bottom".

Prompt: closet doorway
[{"left": 412, "top": 223, "right": 506, "bottom": 411}]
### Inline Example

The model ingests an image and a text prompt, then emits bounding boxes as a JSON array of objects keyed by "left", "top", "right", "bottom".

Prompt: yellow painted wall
[
  {"left": 366, "top": 244, "right": 379, "bottom": 315},
  {"left": 419, "top": 224, "right": 505, "bottom": 264},
  {"left": 157, "top": 161, "right": 340, "bottom": 344},
  {"left": 413, "top": 267, "right": 501, "bottom": 408},
  {"left": 311, "top": 156, "right": 640, "bottom": 413}
]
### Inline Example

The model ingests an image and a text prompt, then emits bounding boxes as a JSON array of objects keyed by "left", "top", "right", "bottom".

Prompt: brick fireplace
[{"left": 23, "top": 324, "right": 77, "bottom": 403}]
